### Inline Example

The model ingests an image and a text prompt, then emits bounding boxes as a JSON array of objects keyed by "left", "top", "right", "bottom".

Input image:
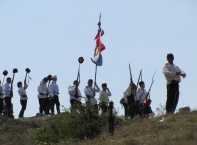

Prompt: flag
[{"left": 91, "top": 29, "right": 105, "bottom": 66}]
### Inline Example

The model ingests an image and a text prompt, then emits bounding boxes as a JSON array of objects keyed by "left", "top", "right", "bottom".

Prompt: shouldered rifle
[
  {"left": 136, "top": 69, "right": 142, "bottom": 90},
  {"left": 129, "top": 63, "right": 133, "bottom": 83},
  {"left": 145, "top": 69, "right": 156, "bottom": 100}
]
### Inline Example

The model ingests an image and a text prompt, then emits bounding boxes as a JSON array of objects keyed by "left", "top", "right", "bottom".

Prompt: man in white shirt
[
  {"left": 49, "top": 75, "right": 60, "bottom": 114},
  {"left": 137, "top": 81, "right": 148, "bottom": 103},
  {"left": 3, "top": 77, "right": 13, "bottom": 118},
  {"left": 84, "top": 79, "right": 100, "bottom": 109},
  {"left": 37, "top": 77, "right": 49, "bottom": 115},
  {"left": 17, "top": 81, "right": 28, "bottom": 118},
  {"left": 99, "top": 83, "right": 112, "bottom": 114},
  {"left": 68, "top": 80, "right": 83, "bottom": 112},
  {"left": 163, "top": 53, "right": 186, "bottom": 113},
  {"left": 136, "top": 81, "right": 149, "bottom": 116},
  {"left": 0, "top": 81, "right": 3, "bottom": 116},
  {"left": 121, "top": 80, "right": 137, "bottom": 118}
]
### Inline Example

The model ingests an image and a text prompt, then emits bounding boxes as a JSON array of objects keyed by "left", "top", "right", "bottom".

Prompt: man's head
[
  {"left": 102, "top": 83, "right": 107, "bottom": 90},
  {"left": 131, "top": 83, "right": 137, "bottom": 90},
  {"left": 139, "top": 81, "right": 145, "bottom": 89},
  {"left": 167, "top": 53, "right": 174, "bottom": 64},
  {"left": 51, "top": 75, "right": 57, "bottom": 81},
  {"left": 6, "top": 77, "right": 11, "bottom": 84},
  {"left": 73, "top": 80, "right": 79, "bottom": 86},
  {"left": 17, "top": 81, "right": 22, "bottom": 88},
  {"left": 42, "top": 77, "right": 48, "bottom": 84},
  {"left": 87, "top": 79, "right": 93, "bottom": 87}
]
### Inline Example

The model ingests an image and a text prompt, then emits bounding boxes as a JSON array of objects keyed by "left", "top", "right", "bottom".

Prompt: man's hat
[
  {"left": 131, "top": 83, "right": 137, "bottom": 89},
  {"left": 102, "top": 83, "right": 107, "bottom": 87},
  {"left": 52, "top": 75, "right": 57, "bottom": 79},
  {"left": 139, "top": 81, "right": 144, "bottom": 86},
  {"left": 167, "top": 53, "right": 174, "bottom": 58},
  {"left": 88, "top": 79, "right": 93, "bottom": 83},
  {"left": 43, "top": 77, "right": 48, "bottom": 82}
]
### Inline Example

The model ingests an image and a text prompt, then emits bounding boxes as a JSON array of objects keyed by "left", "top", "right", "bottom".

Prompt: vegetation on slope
[{"left": 1, "top": 108, "right": 197, "bottom": 145}]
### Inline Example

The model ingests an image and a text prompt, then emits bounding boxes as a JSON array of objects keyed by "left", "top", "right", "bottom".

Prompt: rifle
[
  {"left": 10, "top": 68, "right": 18, "bottom": 97},
  {"left": 145, "top": 69, "right": 156, "bottom": 100},
  {"left": 136, "top": 69, "right": 142, "bottom": 90},
  {"left": 129, "top": 63, "right": 133, "bottom": 83}
]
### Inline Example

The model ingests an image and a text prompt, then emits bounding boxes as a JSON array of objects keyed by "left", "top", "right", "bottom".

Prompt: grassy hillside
[{"left": 1, "top": 111, "right": 197, "bottom": 145}]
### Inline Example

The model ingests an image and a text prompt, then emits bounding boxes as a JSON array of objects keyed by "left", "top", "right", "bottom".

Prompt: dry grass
[
  {"left": 68, "top": 112, "right": 197, "bottom": 145},
  {"left": 1, "top": 111, "right": 197, "bottom": 145}
]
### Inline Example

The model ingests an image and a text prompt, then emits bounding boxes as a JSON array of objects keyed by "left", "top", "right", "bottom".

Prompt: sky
[{"left": 0, "top": 0, "right": 197, "bottom": 118}]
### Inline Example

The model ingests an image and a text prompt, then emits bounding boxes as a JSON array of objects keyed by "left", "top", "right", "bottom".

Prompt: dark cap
[
  {"left": 73, "top": 80, "right": 78, "bottom": 84},
  {"left": 131, "top": 83, "right": 137, "bottom": 89},
  {"left": 88, "top": 79, "right": 93, "bottom": 83},
  {"left": 139, "top": 81, "right": 144, "bottom": 86},
  {"left": 102, "top": 83, "right": 107, "bottom": 87},
  {"left": 43, "top": 77, "right": 48, "bottom": 82},
  {"left": 17, "top": 81, "right": 22, "bottom": 87},
  {"left": 167, "top": 53, "right": 174, "bottom": 58}
]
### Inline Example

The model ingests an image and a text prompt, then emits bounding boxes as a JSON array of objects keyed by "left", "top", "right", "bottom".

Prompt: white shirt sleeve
[
  {"left": 68, "top": 85, "right": 76, "bottom": 96},
  {"left": 49, "top": 83, "right": 54, "bottom": 97}
]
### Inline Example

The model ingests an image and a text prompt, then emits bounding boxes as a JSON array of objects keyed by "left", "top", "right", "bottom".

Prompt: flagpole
[
  {"left": 93, "top": 64, "right": 98, "bottom": 96},
  {"left": 93, "top": 13, "right": 101, "bottom": 96}
]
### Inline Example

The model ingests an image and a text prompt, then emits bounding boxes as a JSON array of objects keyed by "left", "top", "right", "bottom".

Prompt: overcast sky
[{"left": 0, "top": 0, "right": 197, "bottom": 117}]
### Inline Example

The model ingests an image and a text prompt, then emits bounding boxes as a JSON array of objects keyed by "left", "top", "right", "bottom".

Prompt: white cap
[{"left": 52, "top": 75, "right": 57, "bottom": 79}]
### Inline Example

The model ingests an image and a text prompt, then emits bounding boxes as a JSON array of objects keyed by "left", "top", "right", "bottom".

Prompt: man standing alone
[{"left": 163, "top": 53, "right": 186, "bottom": 113}]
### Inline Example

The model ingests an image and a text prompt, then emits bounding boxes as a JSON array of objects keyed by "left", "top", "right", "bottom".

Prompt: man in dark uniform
[
  {"left": 163, "top": 53, "right": 186, "bottom": 113},
  {"left": 121, "top": 80, "right": 137, "bottom": 118}
]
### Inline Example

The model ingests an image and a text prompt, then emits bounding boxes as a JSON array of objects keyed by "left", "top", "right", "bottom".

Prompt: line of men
[
  {"left": 0, "top": 75, "right": 60, "bottom": 118},
  {"left": 0, "top": 75, "right": 112, "bottom": 118},
  {"left": 68, "top": 79, "right": 112, "bottom": 114},
  {"left": 0, "top": 53, "right": 186, "bottom": 118}
]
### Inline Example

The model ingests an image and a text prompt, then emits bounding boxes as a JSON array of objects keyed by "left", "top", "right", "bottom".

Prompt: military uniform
[
  {"left": 0, "top": 84, "right": 3, "bottom": 115},
  {"left": 163, "top": 55, "right": 186, "bottom": 113},
  {"left": 84, "top": 84, "right": 100, "bottom": 107},
  {"left": 68, "top": 82, "right": 83, "bottom": 111},
  {"left": 49, "top": 75, "right": 60, "bottom": 114},
  {"left": 99, "top": 84, "right": 112, "bottom": 114},
  {"left": 18, "top": 83, "right": 28, "bottom": 118},
  {"left": 37, "top": 80, "right": 48, "bottom": 114},
  {"left": 3, "top": 80, "right": 13, "bottom": 118}
]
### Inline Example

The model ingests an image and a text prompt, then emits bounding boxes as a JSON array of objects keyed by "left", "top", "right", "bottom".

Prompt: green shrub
[{"left": 30, "top": 105, "right": 109, "bottom": 144}]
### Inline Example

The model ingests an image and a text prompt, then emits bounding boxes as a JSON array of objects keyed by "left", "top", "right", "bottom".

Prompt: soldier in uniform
[
  {"left": 84, "top": 79, "right": 100, "bottom": 109},
  {"left": 163, "top": 53, "right": 186, "bottom": 113},
  {"left": 121, "top": 80, "right": 137, "bottom": 118},
  {"left": 49, "top": 75, "right": 60, "bottom": 114},
  {"left": 68, "top": 80, "right": 83, "bottom": 112},
  {"left": 3, "top": 77, "right": 13, "bottom": 118},
  {"left": 17, "top": 81, "right": 28, "bottom": 118},
  {"left": 0, "top": 81, "right": 3, "bottom": 116},
  {"left": 37, "top": 77, "right": 49, "bottom": 115},
  {"left": 136, "top": 81, "right": 148, "bottom": 116},
  {"left": 99, "top": 83, "right": 112, "bottom": 114}
]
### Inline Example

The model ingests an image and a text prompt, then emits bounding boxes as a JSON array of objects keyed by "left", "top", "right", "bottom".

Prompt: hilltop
[{"left": 0, "top": 111, "right": 197, "bottom": 145}]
